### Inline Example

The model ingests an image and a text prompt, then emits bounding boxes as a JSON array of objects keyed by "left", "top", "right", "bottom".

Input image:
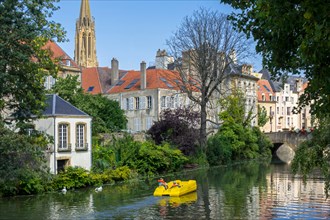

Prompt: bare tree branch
[{"left": 166, "top": 8, "right": 252, "bottom": 149}]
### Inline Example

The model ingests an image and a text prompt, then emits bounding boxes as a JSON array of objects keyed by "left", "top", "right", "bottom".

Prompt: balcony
[
  {"left": 75, "top": 143, "right": 89, "bottom": 151},
  {"left": 58, "top": 143, "right": 72, "bottom": 152}
]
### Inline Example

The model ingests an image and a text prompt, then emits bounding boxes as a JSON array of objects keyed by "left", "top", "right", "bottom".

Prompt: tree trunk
[{"left": 200, "top": 100, "right": 207, "bottom": 153}]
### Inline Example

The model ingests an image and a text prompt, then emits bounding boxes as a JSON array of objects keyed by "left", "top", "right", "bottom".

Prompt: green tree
[
  {"left": 257, "top": 105, "right": 268, "bottom": 127},
  {"left": 291, "top": 116, "right": 330, "bottom": 196},
  {"left": 221, "top": 0, "right": 329, "bottom": 118},
  {"left": 51, "top": 75, "right": 127, "bottom": 135},
  {"left": 207, "top": 91, "right": 271, "bottom": 165},
  {"left": 0, "top": 0, "right": 65, "bottom": 123},
  {"left": 221, "top": 0, "right": 330, "bottom": 195},
  {"left": 0, "top": 124, "right": 52, "bottom": 196}
]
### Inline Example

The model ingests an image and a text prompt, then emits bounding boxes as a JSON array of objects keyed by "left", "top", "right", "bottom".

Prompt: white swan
[
  {"left": 95, "top": 186, "right": 103, "bottom": 192},
  {"left": 61, "top": 187, "right": 67, "bottom": 194}
]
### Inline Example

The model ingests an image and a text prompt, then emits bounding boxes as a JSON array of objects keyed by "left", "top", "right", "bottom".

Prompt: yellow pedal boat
[{"left": 153, "top": 180, "right": 197, "bottom": 197}]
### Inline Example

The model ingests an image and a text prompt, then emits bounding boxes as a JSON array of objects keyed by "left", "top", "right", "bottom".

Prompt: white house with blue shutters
[{"left": 33, "top": 94, "right": 92, "bottom": 174}]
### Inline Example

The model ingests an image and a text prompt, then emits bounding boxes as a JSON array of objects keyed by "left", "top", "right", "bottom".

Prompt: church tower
[{"left": 74, "top": 0, "right": 98, "bottom": 68}]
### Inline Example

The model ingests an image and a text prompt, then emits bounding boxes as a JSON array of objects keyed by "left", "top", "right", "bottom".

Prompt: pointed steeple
[
  {"left": 74, "top": 0, "right": 98, "bottom": 68},
  {"left": 79, "top": 0, "right": 91, "bottom": 23}
]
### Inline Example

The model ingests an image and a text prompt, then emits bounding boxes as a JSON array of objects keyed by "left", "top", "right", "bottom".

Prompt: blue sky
[{"left": 52, "top": 0, "right": 262, "bottom": 71}]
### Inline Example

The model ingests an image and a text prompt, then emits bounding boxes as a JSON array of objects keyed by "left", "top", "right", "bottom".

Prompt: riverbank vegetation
[{"left": 207, "top": 91, "right": 272, "bottom": 166}]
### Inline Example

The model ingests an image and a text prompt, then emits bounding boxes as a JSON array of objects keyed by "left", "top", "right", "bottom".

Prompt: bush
[
  {"left": 51, "top": 166, "right": 92, "bottom": 190},
  {"left": 94, "top": 134, "right": 188, "bottom": 176},
  {"left": 147, "top": 108, "right": 200, "bottom": 156},
  {"left": 207, "top": 133, "right": 233, "bottom": 166}
]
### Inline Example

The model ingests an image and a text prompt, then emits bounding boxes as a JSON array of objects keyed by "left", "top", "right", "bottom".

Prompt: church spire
[
  {"left": 74, "top": 0, "right": 98, "bottom": 68},
  {"left": 79, "top": 0, "right": 91, "bottom": 23}
]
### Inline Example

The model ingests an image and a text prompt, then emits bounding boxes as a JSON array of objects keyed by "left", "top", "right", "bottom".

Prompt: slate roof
[
  {"left": 259, "top": 69, "right": 308, "bottom": 93},
  {"left": 226, "top": 62, "right": 259, "bottom": 81},
  {"left": 43, "top": 94, "right": 90, "bottom": 117}
]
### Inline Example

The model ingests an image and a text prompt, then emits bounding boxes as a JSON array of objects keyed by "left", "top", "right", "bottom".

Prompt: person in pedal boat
[{"left": 158, "top": 178, "right": 168, "bottom": 189}]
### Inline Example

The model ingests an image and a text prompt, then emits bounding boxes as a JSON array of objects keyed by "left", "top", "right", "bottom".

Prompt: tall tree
[
  {"left": 221, "top": 0, "right": 329, "bottom": 118},
  {"left": 221, "top": 0, "right": 330, "bottom": 196},
  {"left": 166, "top": 8, "right": 251, "bottom": 150},
  {"left": 0, "top": 0, "right": 65, "bottom": 123}
]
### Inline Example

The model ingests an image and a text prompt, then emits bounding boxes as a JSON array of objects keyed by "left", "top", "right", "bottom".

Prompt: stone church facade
[{"left": 74, "top": 0, "right": 98, "bottom": 68}]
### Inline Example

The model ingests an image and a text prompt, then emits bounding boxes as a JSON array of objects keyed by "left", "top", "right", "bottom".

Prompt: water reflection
[{"left": 0, "top": 161, "right": 329, "bottom": 219}]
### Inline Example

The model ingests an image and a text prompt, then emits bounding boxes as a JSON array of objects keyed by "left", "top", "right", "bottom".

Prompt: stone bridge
[{"left": 264, "top": 131, "right": 312, "bottom": 163}]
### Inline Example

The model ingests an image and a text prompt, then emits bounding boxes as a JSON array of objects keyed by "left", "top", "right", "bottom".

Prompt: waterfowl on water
[{"left": 95, "top": 186, "right": 103, "bottom": 192}]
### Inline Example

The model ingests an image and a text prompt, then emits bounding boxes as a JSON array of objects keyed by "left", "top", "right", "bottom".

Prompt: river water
[{"left": 0, "top": 160, "right": 329, "bottom": 219}]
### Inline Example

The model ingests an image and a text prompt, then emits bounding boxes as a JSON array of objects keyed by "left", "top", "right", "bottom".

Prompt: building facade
[
  {"left": 43, "top": 40, "right": 82, "bottom": 90},
  {"left": 256, "top": 79, "right": 276, "bottom": 132},
  {"left": 259, "top": 69, "right": 312, "bottom": 132},
  {"left": 33, "top": 94, "right": 92, "bottom": 174}
]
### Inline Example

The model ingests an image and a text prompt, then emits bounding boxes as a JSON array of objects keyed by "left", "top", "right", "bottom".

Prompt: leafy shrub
[
  {"left": 96, "top": 134, "right": 188, "bottom": 176},
  {"left": 147, "top": 107, "right": 200, "bottom": 156},
  {"left": 207, "top": 133, "right": 233, "bottom": 166},
  {"left": 105, "top": 166, "right": 136, "bottom": 182},
  {"left": 52, "top": 166, "right": 92, "bottom": 190}
]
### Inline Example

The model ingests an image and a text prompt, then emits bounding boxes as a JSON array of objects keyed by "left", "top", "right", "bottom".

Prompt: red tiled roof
[
  {"left": 82, "top": 67, "right": 200, "bottom": 95},
  {"left": 43, "top": 40, "right": 80, "bottom": 69},
  {"left": 82, "top": 67, "right": 102, "bottom": 94},
  {"left": 257, "top": 79, "right": 275, "bottom": 102},
  {"left": 108, "top": 69, "right": 188, "bottom": 94}
]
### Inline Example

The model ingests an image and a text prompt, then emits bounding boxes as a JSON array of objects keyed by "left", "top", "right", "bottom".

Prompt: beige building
[
  {"left": 256, "top": 79, "right": 276, "bottom": 132},
  {"left": 43, "top": 40, "right": 82, "bottom": 90},
  {"left": 259, "top": 69, "right": 312, "bottom": 131}
]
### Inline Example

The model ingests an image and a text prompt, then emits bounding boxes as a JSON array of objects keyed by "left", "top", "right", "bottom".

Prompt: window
[
  {"left": 174, "top": 95, "right": 179, "bottom": 108},
  {"left": 269, "top": 94, "right": 272, "bottom": 101},
  {"left": 135, "top": 97, "right": 140, "bottom": 109},
  {"left": 44, "top": 76, "right": 56, "bottom": 90},
  {"left": 76, "top": 123, "right": 86, "bottom": 149},
  {"left": 58, "top": 123, "right": 69, "bottom": 149},
  {"left": 291, "top": 97, "right": 294, "bottom": 103},
  {"left": 287, "top": 117, "right": 290, "bottom": 126},
  {"left": 134, "top": 118, "right": 141, "bottom": 132},
  {"left": 277, "top": 107, "right": 280, "bottom": 115},
  {"left": 161, "top": 96, "right": 166, "bottom": 108},
  {"left": 262, "top": 94, "right": 265, "bottom": 101},
  {"left": 146, "top": 117, "right": 153, "bottom": 130},
  {"left": 277, "top": 96, "right": 279, "bottom": 102},
  {"left": 170, "top": 96, "right": 175, "bottom": 108},
  {"left": 166, "top": 96, "right": 171, "bottom": 108},
  {"left": 147, "top": 96, "right": 152, "bottom": 109},
  {"left": 285, "top": 97, "right": 289, "bottom": 102},
  {"left": 139, "top": 96, "right": 145, "bottom": 109},
  {"left": 287, "top": 107, "right": 291, "bottom": 115},
  {"left": 125, "top": 98, "right": 129, "bottom": 110},
  {"left": 128, "top": 97, "right": 134, "bottom": 110}
]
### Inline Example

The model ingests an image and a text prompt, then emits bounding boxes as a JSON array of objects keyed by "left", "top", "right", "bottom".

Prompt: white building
[
  {"left": 259, "top": 70, "right": 310, "bottom": 131},
  {"left": 33, "top": 94, "right": 92, "bottom": 174}
]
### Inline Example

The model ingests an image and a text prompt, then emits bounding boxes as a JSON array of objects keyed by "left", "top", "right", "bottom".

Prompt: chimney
[
  {"left": 140, "top": 61, "right": 147, "bottom": 90},
  {"left": 111, "top": 58, "right": 119, "bottom": 85}
]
